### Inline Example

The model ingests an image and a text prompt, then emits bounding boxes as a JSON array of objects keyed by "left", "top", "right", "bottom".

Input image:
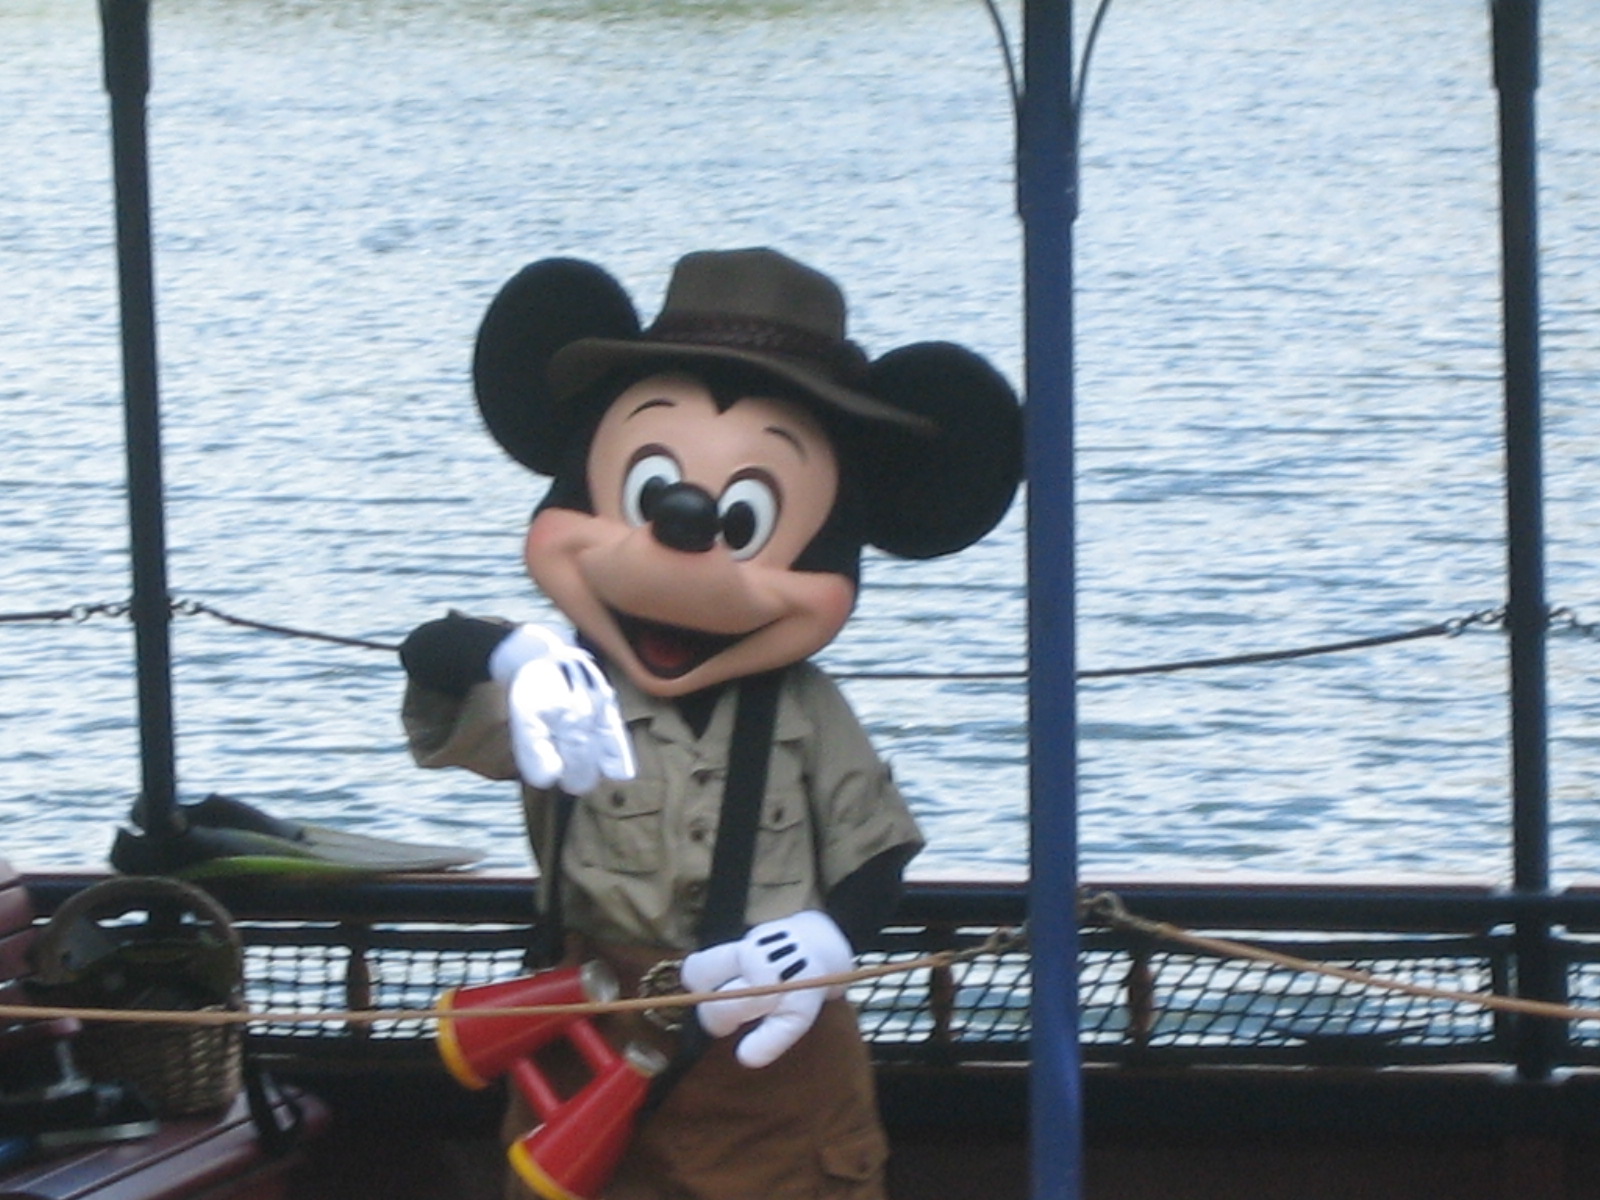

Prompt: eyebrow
[
  {"left": 626, "top": 397, "right": 677, "bottom": 419},
  {"left": 764, "top": 424, "right": 808, "bottom": 461}
]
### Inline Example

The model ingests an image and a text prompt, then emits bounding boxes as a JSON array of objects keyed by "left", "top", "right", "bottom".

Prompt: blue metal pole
[
  {"left": 1019, "top": 1, "right": 1083, "bottom": 1196},
  {"left": 100, "top": 0, "right": 182, "bottom": 838},
  {"left": 1490, "top": 0, "right": 1562, "bottom": 1078}
]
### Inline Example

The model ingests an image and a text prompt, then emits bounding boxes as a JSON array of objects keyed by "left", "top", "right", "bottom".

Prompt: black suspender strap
[
  {"left": 696, "top": 670, "right": 783, "bottom": 948},
  {"left": 643, "top": 669, "right": 784, "bottom": 1117},
  {"left": 529, "top": 790, "right": 575, "bottom": 969}
]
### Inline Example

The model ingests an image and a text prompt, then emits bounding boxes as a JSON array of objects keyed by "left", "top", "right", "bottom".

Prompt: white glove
[
  {"left": 489, "top": 625, "right": 635, "bottom": 794},
  {"left": 679, "top": 910, "right": 854, "bottom": 1069}
]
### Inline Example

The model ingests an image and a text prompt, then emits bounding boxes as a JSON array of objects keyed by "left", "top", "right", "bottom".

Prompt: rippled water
[{"left": 4, "top": 0, "right": 1599, "bottom": 884}]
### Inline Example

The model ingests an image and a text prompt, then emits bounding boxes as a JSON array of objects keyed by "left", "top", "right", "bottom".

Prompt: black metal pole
[
  {"left": 100, "top": 0, "right": 182, "bottom": 838},
  {"left": 1020, "top": 0, "right": 1084, "bottom": 1195},
  {"left": 1491, "top": 0, "right": 1561, "bottom": 1078}
]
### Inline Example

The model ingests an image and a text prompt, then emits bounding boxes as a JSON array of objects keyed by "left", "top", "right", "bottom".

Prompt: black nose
[{"left": 650, "top": 482, "right": 720, "bottom": 553}]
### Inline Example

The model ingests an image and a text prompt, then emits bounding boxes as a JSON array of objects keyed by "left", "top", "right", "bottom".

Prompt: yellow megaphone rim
[
  {"left": 509, "top": 1139, "right": 587, "bottom": 1200},
  {"left": 435, "top": 988, "right": 490, "bottom": 1091}
]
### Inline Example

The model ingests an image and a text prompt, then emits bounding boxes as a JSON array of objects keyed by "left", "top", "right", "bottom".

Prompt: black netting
[{"left": 235, "top": 916, "right": 1518, "bottom": 1068}]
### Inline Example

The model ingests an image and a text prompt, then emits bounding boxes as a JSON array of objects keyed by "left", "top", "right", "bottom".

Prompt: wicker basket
[{"left": 30, "top": 875, "right": 245, "bottom": 1116}]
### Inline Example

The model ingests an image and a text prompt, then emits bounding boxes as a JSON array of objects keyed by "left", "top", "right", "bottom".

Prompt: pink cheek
[
  {"left": 522, "top": 512, "right": 596, "bottom": 589},
  {"left": 809, "top": 576, "right": 859, "bottom": 642},
  {"left": 522, "top": 525, "right": 555, "bottom": 580}
]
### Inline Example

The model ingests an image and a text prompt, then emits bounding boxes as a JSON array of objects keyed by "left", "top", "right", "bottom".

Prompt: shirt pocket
[
  {"left": 750, "top": 787, "right": 812, "bottom": 887},
  {"left": 573, "top": 781, "right": 665, "bottom": 875},
  {"left": 816, "top": 1123, "right": 888, "bottom": 1195}
]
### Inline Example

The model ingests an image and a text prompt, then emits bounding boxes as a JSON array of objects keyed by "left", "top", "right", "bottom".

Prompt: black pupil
[
  {"left": 722, "top": 502, "right": 757, "bottom": 550},
  {"left": 639, "top": 476, "right": 669, "bottom": 520}
]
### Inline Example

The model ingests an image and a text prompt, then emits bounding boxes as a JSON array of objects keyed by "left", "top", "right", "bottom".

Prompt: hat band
[{"left": 647, "top": 314, "right": 869, "bottom": 387}]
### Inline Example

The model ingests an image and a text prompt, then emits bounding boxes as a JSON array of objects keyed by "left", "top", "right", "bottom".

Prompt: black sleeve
[
  {"left": 398, "top": 613, "right": 512, "bottom": 698},
  {"left": 824, "top": 843, "right": 917, "bottom": 951}
]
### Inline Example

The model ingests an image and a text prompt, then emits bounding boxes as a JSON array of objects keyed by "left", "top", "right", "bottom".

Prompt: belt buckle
[{"left": 637, "top": 957, "right": 689, "bottom": 1033}]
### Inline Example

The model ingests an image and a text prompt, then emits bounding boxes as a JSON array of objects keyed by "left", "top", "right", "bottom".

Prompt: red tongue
[{"left": 638, "top": 627, "right": 696, "bottom": 674}]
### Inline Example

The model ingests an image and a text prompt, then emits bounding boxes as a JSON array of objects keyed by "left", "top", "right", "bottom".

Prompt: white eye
[
  {"left": 622, "top": 453, "right": 682, "bottom": 527},
  {"left": 718, "top": 476, "right": 781, "bottom": 561}
]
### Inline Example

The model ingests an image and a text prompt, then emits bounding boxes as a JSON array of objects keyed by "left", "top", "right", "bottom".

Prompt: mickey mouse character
[{"left": 400, "top": 249, "right": 1021, "bottom": 1200}]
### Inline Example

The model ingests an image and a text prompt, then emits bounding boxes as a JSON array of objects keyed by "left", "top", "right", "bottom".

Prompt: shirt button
[{"left": 688, "top": 819, "right": 711, "bottom": 844}]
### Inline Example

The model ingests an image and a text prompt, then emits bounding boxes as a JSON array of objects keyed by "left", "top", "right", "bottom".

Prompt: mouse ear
[
  {"left": 473, "top": 258, "right": 641, "bottom": 475},
  {"left": 858, "top": 342, "right": 1023, "bottom": 559}
]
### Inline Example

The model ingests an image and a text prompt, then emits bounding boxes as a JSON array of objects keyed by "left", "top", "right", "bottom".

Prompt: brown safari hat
[
  {"left": 547, "top": 248, "right": 928, "bottom": 430},
  {"left": 472, "top": 248, "right": 1023, "bottom": 559}
]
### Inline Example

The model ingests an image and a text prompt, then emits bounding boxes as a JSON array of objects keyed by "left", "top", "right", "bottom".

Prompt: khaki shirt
[{"left": 403, "top": 660, "right": 923, "bottom": 950}]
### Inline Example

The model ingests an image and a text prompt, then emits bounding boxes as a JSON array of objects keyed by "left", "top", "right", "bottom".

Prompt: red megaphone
[
  {"left": 435, "top": 961, "right": 619, "bottom": 1090},
  {"left": 507, "top": 1032, "right": 669, "bottom": 1200}
]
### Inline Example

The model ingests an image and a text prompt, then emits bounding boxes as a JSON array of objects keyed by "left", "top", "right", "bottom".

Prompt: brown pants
[{"left": 499, "top": 951, "right": 886, "bottom": 1200}]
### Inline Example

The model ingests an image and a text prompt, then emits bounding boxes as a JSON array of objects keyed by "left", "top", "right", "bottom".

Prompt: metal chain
[
  {"left": 1549, "top": 606, "right": 1600, "bottom": 639},
  {"left": 0, "top": 601, "right": 130, "bottom": 625},
  {"left": 0, "top": 597, "right": 397, "bottom": 650},
  {"left": 0, "top": 599, "right": 1542, "bottom": 678},
  {"left": 1443, "top": 605, "right": 1507, "bottom": 636}
]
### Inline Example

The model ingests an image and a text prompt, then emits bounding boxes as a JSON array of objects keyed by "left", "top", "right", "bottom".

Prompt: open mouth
[{"left": 612, "top": 612, "right": 745, "bottom": 679}]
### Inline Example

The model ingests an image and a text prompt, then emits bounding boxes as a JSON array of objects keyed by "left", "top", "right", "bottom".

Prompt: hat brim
[{"left": 549, "top": 337, "right": 935, "bottom": 432}]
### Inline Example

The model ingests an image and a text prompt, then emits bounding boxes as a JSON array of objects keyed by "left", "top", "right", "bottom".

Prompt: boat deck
[
  {"left": 272, "top": 1064, "right": 1600, "bottom": 1200},
  {"left": 20, "top": 871, "right": 1600, "bottom": 1198}
]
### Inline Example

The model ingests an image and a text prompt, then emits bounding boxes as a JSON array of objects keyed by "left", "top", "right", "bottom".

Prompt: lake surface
[{"left": 4, "top": 0, "right": 1599, "bottom": 883}]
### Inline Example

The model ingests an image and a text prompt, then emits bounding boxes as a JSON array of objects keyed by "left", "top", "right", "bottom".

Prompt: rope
[
  {"left": 17, "top": 893, "right": 1600, "bottom": 1034},
  {"left": 0, "top": 929, "right": 1024, "bottom": 1030},
  {"left": 796, "top": 608, "right": 1507, "bottom": 680},
  {"left": 1083, "top": 889, "right": 1600, "bottom": 1026},
  {"left": 28, "top": 600, "right": 1600, "bottom": 670},
  {"left": 849, "top": 612, "right": 1502, "bottom": 681},
  {"left": 171, "top": 599, "right": 399, "bottom": 652},
  {"left": 0, "top": 596, "right": 1519, "bottom": 679},
  {"left": 1079, "top": 608, "right": 1502, "bottom": 679}
]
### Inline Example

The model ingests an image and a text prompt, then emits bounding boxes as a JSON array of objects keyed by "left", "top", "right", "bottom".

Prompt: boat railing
[{"left": 20, "top": 872, "right": 1600, "bottom": 1080}]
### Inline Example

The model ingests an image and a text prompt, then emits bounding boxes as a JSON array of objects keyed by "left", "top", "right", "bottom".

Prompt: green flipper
[{"left": 111, "top": 795, "right": 484, "bottom": 879}]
